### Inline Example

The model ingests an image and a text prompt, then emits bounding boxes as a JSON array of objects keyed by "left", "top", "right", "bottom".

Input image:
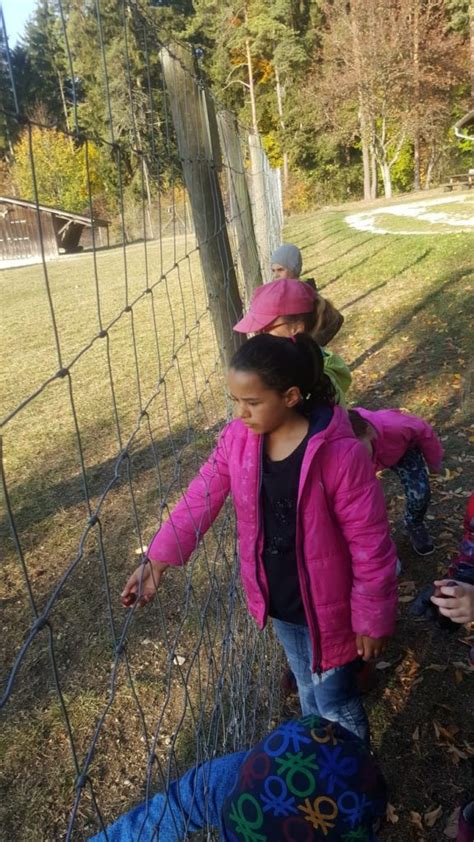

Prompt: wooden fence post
[
  {"left": 216, "top": 110, "right": 262, "bottom": 301},
  {"left": 160, "top": 43, "right": 243, "bottom": 366}
]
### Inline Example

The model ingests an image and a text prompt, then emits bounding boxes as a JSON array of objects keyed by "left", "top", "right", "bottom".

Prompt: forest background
[{"left": 0, "top": 0, "right": 473, "bottom": 230}]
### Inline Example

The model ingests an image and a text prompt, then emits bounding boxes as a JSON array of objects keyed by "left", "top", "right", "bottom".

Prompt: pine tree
[
  {"left": 18, "top": 0, "right": 70, "bottom": 129},
  {"left": 0, "top": 6, "right": 19, "bottom": 156}
]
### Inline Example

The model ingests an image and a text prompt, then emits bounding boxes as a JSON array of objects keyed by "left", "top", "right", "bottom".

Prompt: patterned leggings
[{"left": 390, "top": 447, "right": 431, "bottom": 527}]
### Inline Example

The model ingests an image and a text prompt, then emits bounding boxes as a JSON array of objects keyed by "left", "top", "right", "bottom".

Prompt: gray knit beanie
[{"left": 270, "top": 243, "right": 302, "bottom": 277}]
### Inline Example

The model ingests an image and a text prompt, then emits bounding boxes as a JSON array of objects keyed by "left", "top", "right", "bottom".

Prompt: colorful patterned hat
[{"left": 221, "top": 715, "right": 387, "bottom": 841}]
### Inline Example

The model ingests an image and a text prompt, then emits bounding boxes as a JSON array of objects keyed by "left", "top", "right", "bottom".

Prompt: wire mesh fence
[{"left": 0, "top": 5, "right": 283, "bottom": 839}]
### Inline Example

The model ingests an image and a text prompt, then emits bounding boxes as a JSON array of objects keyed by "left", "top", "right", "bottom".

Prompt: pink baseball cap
[{"left": 233, "top": 278, "right": 317, "bottom": 333}]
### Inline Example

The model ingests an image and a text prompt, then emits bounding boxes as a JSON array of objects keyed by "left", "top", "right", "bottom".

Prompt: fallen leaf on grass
[
  {"left": 443, "top": 806, "right": 461, "bottom": 838},
  {"left": 386, "top": 803, "right": 399, "bottom": 824},
  {"left": 399, "top": 579, "right": 416, "bottom": 593},
  {"left": 433, "top": 721, "right": 460, "bottom": 742},
  {"left": 447, "top": 745, "right": 468, "bottom": 764},
  {"left": 375, "top": 660, "right": 392, "bottom": 670},
  {"left": 173, "top": 655, "right": 186, "bottom": 666},
  {"left": 412, "top": 725, "right": 420, "bottom": 741},
  {"left": 399, "top": 595, "right": 415, "bottom": 603},
  {"left": 424, "top": 805, "right": 442, "bottom": 827},
  {"left": 436, "top": 468, "right": 454, "bottom": 483},
  {"left": 454, "top": 669, "right": 464, "bottom": 684},
  {"left": 458, "top": 635, "right": 474, "bottom": 647},
  {"left": 410, "top": 811, "right": 424, "bottom": 832},
  {"left": 425, "top": 664, "right": 448, "bottom": 672}
]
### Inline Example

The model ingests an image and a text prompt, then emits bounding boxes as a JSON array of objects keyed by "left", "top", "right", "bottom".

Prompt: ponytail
[
  {"left": 278, "top": 292, "right": 344, "bottom": 347},
  {"left": 230, "top": 333, "right": 335, "bottom": 414}
]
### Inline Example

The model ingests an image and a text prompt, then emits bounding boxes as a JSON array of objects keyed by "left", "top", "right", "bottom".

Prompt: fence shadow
[{"left": 348, "top": 267, "right": 472, "bottom": 376}]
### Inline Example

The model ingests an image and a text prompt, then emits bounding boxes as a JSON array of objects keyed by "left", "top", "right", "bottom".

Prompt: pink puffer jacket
[
  {"left": 148, "top": 406, "right": 398, "bottom": 672},
  {"left": 355, "top": 407, "right": 443, "bottom": 472}
]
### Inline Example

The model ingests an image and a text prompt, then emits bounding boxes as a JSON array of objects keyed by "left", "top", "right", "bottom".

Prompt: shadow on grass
[
  {"left": 339, "top": 247, "right": 431, "bottom": 311},
  {"left": 319, "top": 237, "right": 407, "bottom": 291},
  {"left": 1, "top": 416, "right": 222, "bottom": 546},
  {"left": 290, "top": 220, "right": 347, "bottom": 256},
  {"left": 349, "top": 266, "right": 473, "bottom": 376},
  {"left": 0, "top": 415, "right": 226, "bottom": 721},
  {"left": 309, "top": 233, "right": 379, "bottom": 273}
]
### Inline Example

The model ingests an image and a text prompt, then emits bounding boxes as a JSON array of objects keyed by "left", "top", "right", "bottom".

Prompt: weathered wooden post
[
  {"left": 217, "top": 110, "right": 262, "bottom": 301},
  {"left": 160, "top": 43, "right": 243, "bottom": 366}
]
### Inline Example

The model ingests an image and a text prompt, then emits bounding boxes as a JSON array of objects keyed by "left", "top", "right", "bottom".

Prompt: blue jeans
[
  {"left": 273, "top": 618, "right": 370, "bottom": 744},
  {"left": 88, "top": 751, "right": 246, "bottom": 841},
  {"left": 390, "top": 447, "right": 431, "bottom": 527}
]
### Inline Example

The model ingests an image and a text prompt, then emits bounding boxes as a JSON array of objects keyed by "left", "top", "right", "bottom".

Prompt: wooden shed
[{"left": 0, "top": 197, "right": 110, "bottom": 263}]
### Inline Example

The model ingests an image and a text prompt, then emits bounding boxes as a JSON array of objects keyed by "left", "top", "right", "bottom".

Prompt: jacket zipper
[
  {"left": 255, "top": 436, "right": 268, "bottom": 623},
  {"left": 296, "top": 442, "right": 323, "bottom": 675}
]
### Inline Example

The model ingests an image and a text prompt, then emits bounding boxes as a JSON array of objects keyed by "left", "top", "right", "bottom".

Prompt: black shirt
[
  {"left": 261, "top": 406, "right": 334, "bottom": 625},
  {"left": 262, "top": 432, "right": 309, "bottom": 624}
]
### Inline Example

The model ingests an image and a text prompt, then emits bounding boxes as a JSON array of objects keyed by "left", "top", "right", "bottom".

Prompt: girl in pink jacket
[
  {"left": 348, "top": 408, "right": 444, "bottom": 556},
  {"left": 122, "top": 334, "right": 398, "bottom": 743}
]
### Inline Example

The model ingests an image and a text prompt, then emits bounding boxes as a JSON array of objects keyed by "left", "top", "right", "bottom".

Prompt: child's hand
[
  {"left": 430, "top": 580, "right": 474, "bottom": 625},
  {"left": 121, "top": 560, "right": 168, "bottom": 608},
  {"left": 356, "top": 634, "right": 388, "bottom": 661}
]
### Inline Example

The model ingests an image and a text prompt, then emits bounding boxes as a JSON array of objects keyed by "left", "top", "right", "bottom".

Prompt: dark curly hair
[{"left": 230, "top": 333, "right": 336, "bottom": 414}]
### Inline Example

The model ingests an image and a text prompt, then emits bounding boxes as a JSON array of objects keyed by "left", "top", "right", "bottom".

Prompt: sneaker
[
  {"left": 457, "top": 800, "right": 474, "bottom": 842},
  {"left": 405, "top": 523, "right": 435, "bottom": 556}
]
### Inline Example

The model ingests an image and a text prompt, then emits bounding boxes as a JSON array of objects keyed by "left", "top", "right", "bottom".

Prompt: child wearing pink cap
[
  {"left": 234, "top": 277, "right": 351, "bottom": 406},
  {"left": 269, "top": 243, "right": 344, "bottom": 346}
]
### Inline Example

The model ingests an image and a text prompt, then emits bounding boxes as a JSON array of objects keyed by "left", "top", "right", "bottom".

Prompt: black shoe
[{"left": 405, "top": 523, "right": 435, "bottom": 556}]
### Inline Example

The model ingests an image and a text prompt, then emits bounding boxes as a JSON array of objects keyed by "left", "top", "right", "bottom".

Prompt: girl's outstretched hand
[
  {"left": 355, "top": 634, "right": 388, "bottom": 661},
  {"left": 430, "top": 580, "right": 474, "bottom": 625},
  {"left": 121, "top": 560, "right": 168, "bottom": 607}
]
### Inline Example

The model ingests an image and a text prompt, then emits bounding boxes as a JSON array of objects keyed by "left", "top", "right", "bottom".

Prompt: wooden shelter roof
[{"left": 0, "top": 196, "right": 109, "bottom": 227}]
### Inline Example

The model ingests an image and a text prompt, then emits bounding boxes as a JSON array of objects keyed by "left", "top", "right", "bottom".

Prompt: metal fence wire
[{"left": 0, "top": 4, "right": 283, "bottom": 840}]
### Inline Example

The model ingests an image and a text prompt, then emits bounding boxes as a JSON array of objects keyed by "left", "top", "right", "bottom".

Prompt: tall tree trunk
[
  {"left": 412, "top": 0, "right": 421, "bottom": 190},
  {"left": 413, "top": 133, "right": 420, "bottom": 191},
  {"left": 470, "top": 0, "right": 474, "bottom": 102},
  {"left": 56, "top": 69, "right": 71, "bottom": 135},
  {"left": 424, "top": 142, "right": 437, "bottom": 189},
  {"left": 56, "top": 67, "right": 75, "bottom": 153},
  {"left": 350, "top": 2, "right": 371, "bottom": 199},
  {"left": 370, "top": 141, "right": 377, "bottom": 199},
  {"left": 359, "top": 109, "right": 372, "bottom": 200},
  {"left": 274, "top": 63, "right": 289, "bottom": 187},
  {"left": 379, "top": 159, "right": 393, "bottom": 198},
  {"left": 244, "top": 8, "right": 258, "bottom": 135},
  {"left": 142, "top": 157, "right": 154, "bottom": 238}
]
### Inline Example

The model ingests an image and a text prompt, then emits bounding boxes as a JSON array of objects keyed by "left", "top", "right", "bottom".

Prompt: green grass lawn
[{"left": 1, "top": 199, "right": 473, "bottom": 840}]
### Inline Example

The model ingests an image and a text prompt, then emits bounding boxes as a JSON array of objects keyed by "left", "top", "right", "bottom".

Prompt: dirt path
[{"left": 345, "top": 194, "right": 474, "bottom": 235}]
